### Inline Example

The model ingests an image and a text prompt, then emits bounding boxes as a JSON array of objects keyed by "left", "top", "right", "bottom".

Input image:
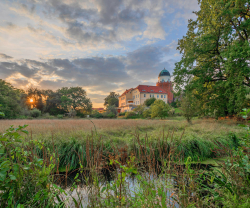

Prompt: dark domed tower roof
[{"left": 159, "top": 68, "right": 171, "bottom": 77}]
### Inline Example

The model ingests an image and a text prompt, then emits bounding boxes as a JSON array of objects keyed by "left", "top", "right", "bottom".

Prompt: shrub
[
  {"left": 57, "top": 114, "right": 64, "bottom": 119},
  {"left": 0, "top": 125, "right": 64, "bottom": 207},
  {"left": 125, "top": 111, "right": 136, "bottom": 118},
  {"left": 133, "top": 105, "right": 146, "bottom": 115},
  {"left": 30, "top": 108, "right": 41, "bottom": 118},
  {"left": 103, "top": 112, "right": 116, "bottom": 118},
  {"left": 43, "top": 112, "right": 50, "bottom": 119},
  {"left": 118, "top": 112, "right": 126, "bottom": 116},
  {"left": 143, "top": 109, "right": 151, "bottom": 118},
  {"left": 150, "top": 100, "right": 171, "bottom": 119},
  {"left": 93, "top": 112, "right": 103, "bottom": 118},
  {"left": 20, "top": 108, "right": 31, "bottom": 117}
]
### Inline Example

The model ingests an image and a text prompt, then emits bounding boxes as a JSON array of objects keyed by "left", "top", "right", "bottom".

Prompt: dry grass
[
  {"left": 0, "top": 119, "right": 167, "bottom": 135},
  {"left": 0, "top": 118, "right": 244, "bottom": 140}
]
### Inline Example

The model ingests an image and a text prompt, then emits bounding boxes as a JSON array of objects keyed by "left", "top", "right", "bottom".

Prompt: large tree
[
  {"left": 104, "top": 92, "right": 119, "bottom": 107},
  {"left": 174, "top": 0, "right": 250, "bottom": 117},
  {"left": 0, "top": 80, "right": 24, "bottom": 118},
  {"left": 59, "top": 87, "right": 92, "bottom": 113}
]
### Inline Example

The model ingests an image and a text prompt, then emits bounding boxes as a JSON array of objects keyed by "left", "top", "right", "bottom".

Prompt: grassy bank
[
  {"left": 0, "top": 118, "right": 249, "bottom": 207},
  {"left": 0, "top": 119, "right": 244, "bottom": 171}
]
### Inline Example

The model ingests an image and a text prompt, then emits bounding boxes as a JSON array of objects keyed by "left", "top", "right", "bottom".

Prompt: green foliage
[
  {"left": 133, "top": 105, "right": 146, "bottom": 115},
  {"left": 60, "top": 87, "right": 92, "bottom": 113},
  {"left": 0, "top": 125, "right": 64, "bottom": 207},
  {"left": 30, "top": 108, "right": 41, "bottom": 118},
  {"left": 170, "top": 101, "right": 178, "bottom": 108},
  {"left": 143, "top": 109, "right": 151, "bottom": 118},
  {"left": 104, "top": 92, "right": 119, "bottom": 107},
  {"left": 104, "top": 105, "right": 118, "bottom": 117},
  {"left": 57, "top": 114, "right": 64, "bottom": 119},
  {"left": 180, "top": 93, "right": 198, "bottom": 124},
  {"left": 150, "top": 100, "right": 171, "bottom": 119},
  {"left": 91, "top": 110, "right": 103, "bottom": 118},
  {"left": 174, "top": 0, "right": 250, "bottom": 117},
  {"left": 144, "top": 97, "right": 156, "bottom": 107},
  {"left": 0, "top": 79, "right": 23, "bottom": 118},
  {"left": 0, "top": 104, "right": 5, "bottom": 118},
  {"left": 125, "top": 111, "right": 136, "bottom": 118},
  {"left": 118, "top": 112, "right": 126, "bottom": 116}
]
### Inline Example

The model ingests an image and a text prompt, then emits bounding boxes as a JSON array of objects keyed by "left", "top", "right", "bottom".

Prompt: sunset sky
[{"left": 0, "top": 0, "right": 199, "bottom": 107}]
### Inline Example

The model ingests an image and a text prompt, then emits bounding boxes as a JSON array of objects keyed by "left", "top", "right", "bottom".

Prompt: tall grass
[{"left": 0, "top": 118, "right": 249, "bottom": 207}]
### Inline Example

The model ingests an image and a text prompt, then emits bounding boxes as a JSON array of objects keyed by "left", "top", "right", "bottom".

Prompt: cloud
[
  {"left": 0, "top": 43, "right": 179, "bottom": 95},
  {"left": 0, "top": 53, "right": 13, "bottom": 59}
]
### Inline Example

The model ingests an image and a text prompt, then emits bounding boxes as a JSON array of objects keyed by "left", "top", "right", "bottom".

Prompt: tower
[{"left": 156, "top": 68, "right": 174, "bottom": 103}]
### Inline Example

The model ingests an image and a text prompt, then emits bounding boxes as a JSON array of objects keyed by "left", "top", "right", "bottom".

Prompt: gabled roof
[
  {"left": 134, "top": 85, "right": 167, "bottom": 94},
  {"left": 120, "top": 88, "right": 133, "bottom": 97}
]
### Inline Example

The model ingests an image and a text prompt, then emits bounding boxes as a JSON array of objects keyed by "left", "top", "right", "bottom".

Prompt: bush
[
  {"left": 92, "top": 112, "right": 103, "bottom": 118},
  {"left": 0, "top": 125, "right": 64, "bottom": 207},
  {"left": 43, "top": 112, "right": 50, "bottom": 119},
  {"left": 150, "top": 100, "right": 171, "bottom": 119},
  {"left": 20, "top": 108, "right": 31, "bottom": 117},
  {"left": 143, "top": 109, "right": 151, "bottom": 118},
  {"left": 30, "top": 108, "right": 41, "bottom": 118},
  {"left": 125, "top": 111, "right": 136, "bottom": 118},
  {"left": 57, "top": 114, "right": 64, "bottom": 119},
  {"left": 119, "top": 112, "right": 126, "bottom": 116},
  {"left": 17, "top": 115, "right": 27, "bottom": 119},
  {"left": 103, "top": 112, "right": 116, "bottom": 118}
]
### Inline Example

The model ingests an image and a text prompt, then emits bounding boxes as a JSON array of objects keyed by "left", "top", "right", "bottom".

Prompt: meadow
[{"left": 1, "top": 118, "right": 249, "bottom": 207}]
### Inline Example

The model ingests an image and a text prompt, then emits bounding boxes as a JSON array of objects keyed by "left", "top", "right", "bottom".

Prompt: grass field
[
  {"left": 1, "top": 118, "right": 249, "bottom": 207},
  {"left": 0, "top": 118, "right": 245, "bottom": 168}
]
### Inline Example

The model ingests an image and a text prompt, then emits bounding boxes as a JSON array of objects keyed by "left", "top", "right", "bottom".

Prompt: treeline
[{"left": 0, "top": 79, "right": 92, "bottom": 119}]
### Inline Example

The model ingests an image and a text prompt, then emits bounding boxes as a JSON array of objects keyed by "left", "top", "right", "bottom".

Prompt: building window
[
  {"left": 159, "top": 91, "right": 162, "bottom": 92},
  {"left": 144, "top": 94, "right": 146, "bottom": 97},
  {"left": 164, "top": 95, "right": 166, "bottom": 98},
  {"left": 150, "top": 94, "right": 151, "bottom": 98},
  {"left": 161, "top": 95, "right": 163, "bottom": 98},
  {"left": 153, "top": 94, "right": 154, "bottom": 97},
  {"left": 157, "top": 95, "right": 159, "bottom": 98}
]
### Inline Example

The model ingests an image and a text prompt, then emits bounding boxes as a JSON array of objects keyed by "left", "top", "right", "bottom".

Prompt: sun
[{"left": 30, "top": 98, "right": 34, "bottom": 103}]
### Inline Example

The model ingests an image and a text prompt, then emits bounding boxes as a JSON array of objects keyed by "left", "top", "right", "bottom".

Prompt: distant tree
[
  {"left": 144, "top": 97, "right": 156, "bottom": 107},
  {"left": 133, "top": 105, "right": 146, "bottom": 115},
  {"left": 44, "top": 90, "right": 65, "bottom": 115},
  {"left": 0, "top": 79, "right": 23, "bottom": 118},
  {"left": 104, "top": 92, "right": 119, "bottom": 107},
  {"left": 180, "top": 92, "right": 198, "bottom": 124},
  {"left": 26, "top": 88, "right": 45, "bottom": 112},
  {"left": 150, "top": 100, "right": 171, "bottom": 119},
  {"left": 105, "top": 105, "right": 117, "bottom": 115},
  {"left": 59, "top": 87, "right": 92, "bottom": 113}
]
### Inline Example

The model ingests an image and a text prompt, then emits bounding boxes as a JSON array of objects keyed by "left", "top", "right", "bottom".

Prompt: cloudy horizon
[{"left": 0, "top": 0, "right": 199, "bottom": 107}]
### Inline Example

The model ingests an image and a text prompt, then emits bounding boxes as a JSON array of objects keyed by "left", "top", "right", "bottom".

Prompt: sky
[{"left": 0, "top": 0, "right": 200, "bottom": 107}]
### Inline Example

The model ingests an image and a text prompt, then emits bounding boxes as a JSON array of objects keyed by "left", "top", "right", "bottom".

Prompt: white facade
[{"left": 158, "top": 75, "right": 171, "bottom": 83}]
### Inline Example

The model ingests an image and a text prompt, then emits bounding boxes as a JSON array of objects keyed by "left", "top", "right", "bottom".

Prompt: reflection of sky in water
[{"left": 57, "top": 172, "right": 179, "bottom": 208}]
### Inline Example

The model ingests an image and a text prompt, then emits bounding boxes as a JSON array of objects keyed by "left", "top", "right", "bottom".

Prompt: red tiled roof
[
  {"left": 134, "top": 85, "right": 167, "bottom": 94},
  {"left": 120, "top": 88, "right": 133, "bottom": 97}
]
